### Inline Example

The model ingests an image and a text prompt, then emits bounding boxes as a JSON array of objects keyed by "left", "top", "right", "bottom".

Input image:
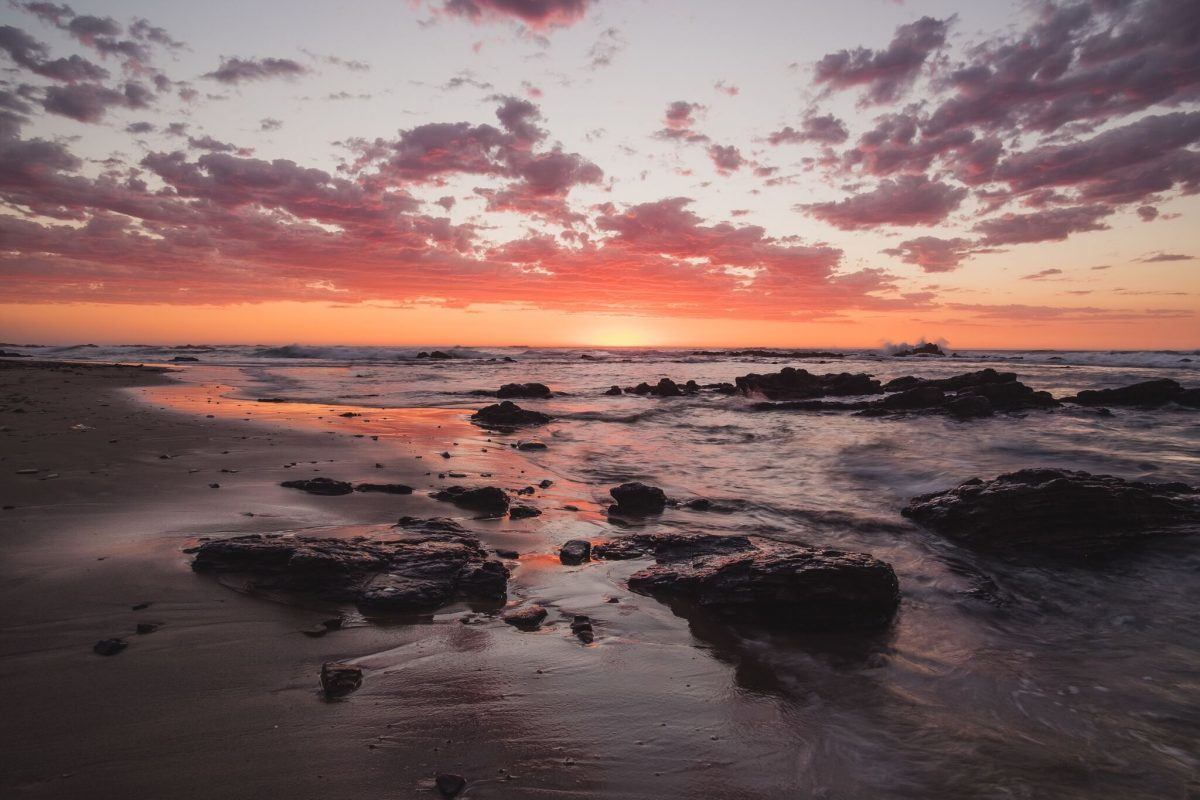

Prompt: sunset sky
[{"left": 0, "top": 0, "right": 1197, "bottom": 348}]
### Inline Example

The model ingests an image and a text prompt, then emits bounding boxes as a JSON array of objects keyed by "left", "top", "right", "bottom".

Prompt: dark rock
[
  {"left": 435, "top": 773, "right": 466, "bottom": 798},
  {"left": 509, "top": 505, "right": 541, "bottom": 519},
  {"left": 93, "top": 638, "right": 127, "bottom": 656},
  {"left": 881, "top": 385, "right": 946, "bottom": 410},
  {"left": 135, "top": 622, "right": 160, "bottom": 635},
  {"left": 609, "top": 482, "right": 667, "bottom": 515},
  {"left": 355, "top": 483, "right": 414, "bottom": 495},
  {"left": 893, "top": 343, "right": 944, "bottom": 357},
  {"left": 946, "top": 394, "right": 994, "bottom": 419},
  {"left": 882, "top": 375, "right": 923, "bottom": 392},
  {"left": 496, "top": 382, "right": 552, "bottom": 399},
  {"left": 708, "top": 382, "right": 738, "bottom": 395},
  {"left": 593, "top": 532, "right": 755, "bottom": 561},
  {"left": 432, "top": 486, "right": 510, "bottom": 515},
  {"left": 1064, "top": 379, "right": 1187, "bottom": 407},
  {"left": 320, "top": 662, "right": 362, "bottom": 697},
  {"left": 256, "top": 397, "right": 288, "bottom": 403},
  {"left": 495, "top": 548, "right": 520, "bottom": 559},
  {"left": 501, "top": 604, "right": 547, "bottom": 630},
  {"left": 471, "top": 401, "right": 551, "bottom": 427},
  {"left": 903, "top": 469, "right": 1200, "bottom": 554},
  {"left": 538, "top": 479, "right": 553, "bottom": 488},
  {"left": 560, "top": 539, "right": 592, "bottom": 565},
  {"left": 570, "top": 614, "right": 594, "bottom": 643},
  {"left": 958, "top": 380, "right": 1056, "bottom": 411},
  {"left": 428, "top": 351, "right": 454, "bottom": 360},
  {"left": 517, "top": 441, "right": 547, "bottom": 451},
  {"left": 604, "top": 385, "right": 622, "bottom": 395},
  {"left": 280, "top": 477, "right": 354, "bottom": 496},
  {"left": 192, "top": 523, "right": 508, "bottom": 613},
  {"left": 624, "top": 538, "right": 900, "bottom": 631},
  {"left": 735, "top": 367, "right": 882, "bottom": 400},
  {"left": 652, "top": 378, "right": 683, "bottom": 397},
  {"left": 1179, "top": 388, "right": 1200, "bottom": 408},
  {"left": 170, "top": 355, "right": 200, "bottom": 362}
]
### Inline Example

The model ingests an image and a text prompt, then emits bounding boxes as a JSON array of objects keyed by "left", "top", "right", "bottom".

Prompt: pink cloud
[{"left": 804, "top": 175, "right": 967, "bottom": 229}]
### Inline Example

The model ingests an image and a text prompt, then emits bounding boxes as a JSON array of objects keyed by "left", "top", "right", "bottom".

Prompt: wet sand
[{"left": 0, "top": 361, "right": 830, "bottom": 799}]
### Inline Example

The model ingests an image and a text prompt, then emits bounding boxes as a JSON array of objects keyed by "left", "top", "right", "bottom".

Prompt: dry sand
[{"left": 0, "top": 361, "right": 828, "bottom": 799}]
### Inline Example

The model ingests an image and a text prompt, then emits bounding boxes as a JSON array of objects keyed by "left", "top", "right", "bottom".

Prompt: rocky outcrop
[
  {"left": 191, "top": 519, "right": 508, "bottom": 613},
  {"left": 735, "top": 367, "right": 882, "bottom": 400},
  {"left": 417, "top": 350, "right": 455, "bottom": 359},
  {"left": 601, "top": 533, "right": 899, "bottom": 631},
  {"left": 280, "top": 477, "right": 354, "bottom": 495},
  {"left": 431, "top": 486, "right": 510, "bottom": 515},
  {"left": 1063, "top": 379, "right": 1194, "bottom": 407},
  {"left": 609, "top": 482, "right": 667, "bottom": 515},
  {"left": 470, "top": 401, "right": 551, "bottom": 427},
  {"left": 496, "top": 382, "right": 552, "bottom": 399},
  {"left": 624, "top": 378, "right": 700, "bottom": 396},
  {"left": 903, "top": 469, "right": 1200, "bottom": 554},
  {"left": 893, "top": 343, "right": 944, "bottom": 357},
  {"left": 604, "top": 385, "right": 623, "bottom": 396},
  {"left": 692, "top": 349, "right": 844, "bottom": 359}
]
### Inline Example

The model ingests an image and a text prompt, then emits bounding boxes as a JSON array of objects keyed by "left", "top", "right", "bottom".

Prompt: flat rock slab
[
  {"left": 280, "top": 477, "right": 353, "bottom": 495},
  {"left": 597, "top": 533, "right": 899, "bottom": 631},
  {"left": 903, "top": 468, "right": 1200, "bottom": 554},
  {"left": 431, "top": 486, "right": 510, "bottom": 515},
  {"left": 191, "top": 519, "right": 509, "bottom": 613},
  {"left": 471, "top": 401, "right": 551, "bottom": 427}
]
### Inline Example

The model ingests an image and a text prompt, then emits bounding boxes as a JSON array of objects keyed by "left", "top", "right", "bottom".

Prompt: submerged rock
[
  {"left": 321, "top": 662, "right": 362, "bottom": 697},
  {"left": 594, "top": 532, "right": 755, "bottom": 561},
  {"left": 496, "top": 382, "right": 552, "bottom": 399},
  {"left": 509, "top": 504, "right": 541, "bottom": 519},
  {"left": 614, "top": 534, "right": 899, "bottom": 631},
  {"left": 609, "top": 482, "right": 668, "bottom": 515},
  {"left": 191, "top": 521, "right": 509, "bottom": 613},
  {"left": 435, "top": 773, "right": 466, "bottom": 798},
  {"left": 735, "top": 367, "right": 882, "bottom": 400},
  {"left": 471, "top": 401, "right": 551, "bottom": 427},
  {"left": 1064, "top": 379, "right": 1191, "bottom": 407},
  {"left": 559, "top": 539, "right": 592, "bottom": 565},
  {"left": 280, "top": 477, "right": 354, "bottom": 495},
  {"left": 432, "top": 486, "right": 510, "bottom": 515},
  {"left": 903, "top": 469, "right": 1200, "bottom": 554}
]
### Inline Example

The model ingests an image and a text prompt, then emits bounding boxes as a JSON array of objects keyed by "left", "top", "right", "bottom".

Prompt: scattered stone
[
  {"left": 509, "top": 505, "right": 541, "bottom": 519},
  {"left": 131, "top": 602, "right": 151, "bottom": 611},
  {"left": 604, "top": 385, "right": 622, "bottom": 396},
  {"left": 560, "top": 539, "right": 591, "bottom": 565},
  {"left": 320, "top": 662, "right": 363, "bottom": 697},
  {"left": 170, "top": 356, "right": 200, "bottom": 362},
  {"left": 570, "top": 615, "right": 595, "bottom": 643},
  {"left": 432, "top": 486, "right": 510, "bottom": 515},
  {"left": 93, "top": 638, "right": 127, "bottom": 656},
  {"left": 471, "top": 401, "right": 551, "bottom": 427},
  {"left": 517, "top": 441, "right": 548, "bottom": 451},
  {"left": 355, "top": 483, "right": 414, "bottom": 495},
  {"left": 609, "top": 482, "right": 667, "bottom": 515},
  {"left": 495, "top": 549, "right": 520, "bottom": 559},
  {"left": 435, "top": 773, "right": 466, "bottom": 798},
  {"left": 538, "top": 479, "right": 553, "bottom": 488},
  {"left": 135, "top": 623, "right": 160, "bottom": 635},
  {"left": 903, "top": 469, "right": 1200, "bottom": 554},
  {"left": 280, "top": 477, "right": 354, "bottom": 495},
  {"left": 593, "top": 532, "right": 755, "bottom": 561},
  {"left": 496, "top": 382, "right": 552, "bottom": 399},
  {"left": 501, "top": 604, "right": 548, "bottom": 630}
]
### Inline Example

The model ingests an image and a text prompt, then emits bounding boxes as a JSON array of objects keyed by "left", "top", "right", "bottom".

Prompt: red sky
[{"left": 0, "top": 0, "right": 1197, "bottom": 347}]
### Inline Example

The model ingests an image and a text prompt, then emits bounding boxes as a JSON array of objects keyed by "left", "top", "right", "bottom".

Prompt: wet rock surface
[
  {"left": 603, "top": 533, "right": 899, "bottom": 631},
  {"left": 501, "top": 604, "right": 548, "bottom": 630},
  {"left": 903, "top": 469, "right": 1200, "bottom": 554},
  {"left": 470, "top": 401, "right": 552, "bottom": 427},
  {"left": 1064, "top": 378, "right": 1196, "bottom": 408},
  {"left": 559, "top": 539, "right": 591, "bottom": 565},
  {"left": 354, "top": 483, "right": 414, "bottom": 494},
  {"left": 735, "top": 367, "right": 882, "bottom": 400},
  {"left": 431, "top": 486, "right": 510, "bottom": 515},
  {"left": 191, "top": 519, "right": 509, "bottom": 613},
  {"left": 280, "top": 477, "right": 354, "bottom": 495},
  {"left": 609, "top": 482, "right": 668, "bottom": 515},
  {"left": 893, "top": 343, "right": 945, "bottom": 357},
  {"left": 320, "top": 662, "right": 362, "bottom": 697},
  {"left": 496, "top": 382, "right": 552, "bottom": 399}
]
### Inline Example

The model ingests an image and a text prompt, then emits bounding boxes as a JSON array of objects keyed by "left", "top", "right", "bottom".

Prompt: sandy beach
[{"left": 1, "top": 361, "right": 823, "bottom": 799}]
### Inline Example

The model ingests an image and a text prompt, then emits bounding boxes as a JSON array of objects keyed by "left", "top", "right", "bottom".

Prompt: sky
[{"left": 0, "top": 0, "right": 1197, "bottom": 348}]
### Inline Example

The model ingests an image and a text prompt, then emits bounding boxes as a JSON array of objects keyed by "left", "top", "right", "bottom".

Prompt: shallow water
[{"left": 17, "top": 345, "right": 1200, "bottom": 798}]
